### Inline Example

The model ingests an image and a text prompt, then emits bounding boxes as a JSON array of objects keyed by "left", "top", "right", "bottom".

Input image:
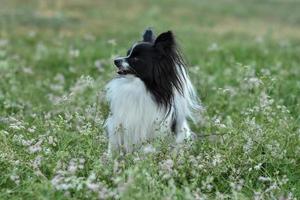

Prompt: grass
[{"left": 0, "top": 0, "right": 300, "bottom": 199}]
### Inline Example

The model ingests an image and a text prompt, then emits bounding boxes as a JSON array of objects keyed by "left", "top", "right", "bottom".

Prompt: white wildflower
[
  {"left": 213, "top": 116, "right": 226, "bottom": 129},
  {"left": 279, "top": 175, "right": 288, "bottom": 186},
  {"left": 254, "top": 191, "right": 263, "bottom": 200},
  {"left": 35, "top": 42, "right": 48, "bottom": 60},
  {"left": 48, "top": 136, "right": 56, "bottom": 146},
  {"left": 258, "top": 176, "right": 272, "bottom": 182},
  {"left": 94, "top": 59, "right": 104, "bottom": 72},
  {"left": 243, "top": 137, "right": 253, "bottom": 154},
  {"left": 29, "top": 139, "right": 43, "bottom": 153},
  {"left": 216, "top": 191, "right": 228, "bottom": 200},
  {"left": 159, "top": 159, "right": 174, "bottom": 180},
  {"left": 10, "top": 174, "right": 20, "bottom": 185},
  {"left": 249, "top": 77, "right": 261, "bottom": 87},
  {"left": 260, "top": 91, "right": 274, "bottom": 109},
  {"left": 68, "top": 159, "right": 78, "bottom": 174},
  {"left": 265, "top": 182, "right": 278, "bottom": 193},
  {"left": 9, "top": 117, "right": 25, "bottom": 130},
  {"left": 222, "top": 86, "right": 237, "bottom": 97},
  {"left": 207, "top": 43, "right": 220, "bottom": 52},
  {"left": 67, "top": 158, "right": 85, "bottom": 174},
  {"left": 12, "top": 134, "right": 34, "bottom": 146},
  {"left": 22, "top": 67, "right": 34, "bottom": 75},
  {"left": 230, "top": 179, "right": 244, "bottom": 191},
  {"left": 86, "top": 172, "right": 100, "bottom": 192},
  {"left": 54, "top": 73, "right": 65, "bottom": 84},
  {"left": 0, "top": 39, "right": 9, "bottom": 47},
  {"left": 278, "top": 39, "right": 290, "bottom": 48},
  {"left": 212, "top": 154, "right": 222, "bottom": 166},
  {"left": 261, "top": 68, "right": 271, "bottom": 76},
  {"left": 50, "top": 85, "right": 64, "bottom": 93},
  {"left": 201, "top": 175, "right": 214, "bottom": 192},
  {"left": 28, "top": 126, "right": 36, "bottom": 133},
  {"left": 70, "top": 75, "right": 94, "bottom": 94},
  {"left": 193, "top": 188, "right": 207, "bottom": 200},
  {"left": 143, "top": 144, "right": 156, "bottom": 154},
  {"left": 69, "top": 48, "right": 80, "bottom": 58},
  {"left": 32, "top": 155, "right": 43, "bottom": 169},
  {"left": 28, "top": 31, "right": 36, "bottom": 38},
  {"left": 254, "top": 163, "right": 262, "bottom": 170},
  {"left": 266, "top": 141, "right": 285, "bottom": 159},
  {"left": 51, "top": 159, "right": 86, "bottom": 192},
  {"left": 107, "top": 39, "right": 116, "bottom": 46},
  {"left": 84, "top": 33, "right": 96, "bottom": 41},
  {"left": 255, "top": 36, "right": 264, "bottom": 44}
]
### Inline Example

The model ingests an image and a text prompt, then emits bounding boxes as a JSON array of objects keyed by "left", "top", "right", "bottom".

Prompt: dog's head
[
  {"left": 113, "top": 29, "right": 186, "bottom": 107},
  {"left": 114, "top": 29, "right": 177, "bottom": 76}
]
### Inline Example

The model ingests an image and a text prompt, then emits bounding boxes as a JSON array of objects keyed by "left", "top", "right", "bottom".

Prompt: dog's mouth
[{"left": 117, "top": 68, "right": 132, "bottom": 75}]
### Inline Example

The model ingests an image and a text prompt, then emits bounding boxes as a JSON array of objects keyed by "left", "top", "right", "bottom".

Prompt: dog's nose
[{"left": 114, "top": 59, "right": 122, "bottom": 68}]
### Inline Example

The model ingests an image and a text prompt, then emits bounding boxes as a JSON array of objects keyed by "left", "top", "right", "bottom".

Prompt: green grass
[{"left": 1, "top": 0, "right": 300, "bottom": 199}]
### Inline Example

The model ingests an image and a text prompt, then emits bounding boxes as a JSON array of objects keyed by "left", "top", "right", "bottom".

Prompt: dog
[{"left": 105, "top": 29, "right": 201, "bottom": 154}]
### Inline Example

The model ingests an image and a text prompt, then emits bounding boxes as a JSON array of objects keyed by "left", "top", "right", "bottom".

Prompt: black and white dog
[{"left": 105, "top": 29, "right": 201, "bottom": 153}]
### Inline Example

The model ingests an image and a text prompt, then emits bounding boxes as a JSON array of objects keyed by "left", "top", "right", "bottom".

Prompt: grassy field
[{"left": 1, "top": 0, "right": 300, "bottom": 199}]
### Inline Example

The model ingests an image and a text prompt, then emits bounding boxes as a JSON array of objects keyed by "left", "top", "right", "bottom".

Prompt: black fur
[{"left": 142, "top": 28, "right": 155, "bottom": 43}]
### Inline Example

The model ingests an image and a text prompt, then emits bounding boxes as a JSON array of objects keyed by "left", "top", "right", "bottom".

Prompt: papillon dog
[{"left": 105, "top": 29, "right": 201, "bottom": 154}]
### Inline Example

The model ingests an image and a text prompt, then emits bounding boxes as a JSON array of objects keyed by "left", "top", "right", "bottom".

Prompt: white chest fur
[{"left": 105, "top": 75, "right": 172, "bottom": 152}]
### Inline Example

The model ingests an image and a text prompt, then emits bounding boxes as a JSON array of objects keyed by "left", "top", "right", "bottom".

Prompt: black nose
[{"left": 114, "top": 59, "right": 122, "bottom": 68}]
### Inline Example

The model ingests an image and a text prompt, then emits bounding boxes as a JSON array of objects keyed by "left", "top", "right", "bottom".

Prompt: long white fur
[{"left": 105, "top": 66, "right": 200, "bottom": 153}]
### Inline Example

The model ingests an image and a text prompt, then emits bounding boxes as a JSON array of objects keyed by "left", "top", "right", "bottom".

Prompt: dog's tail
[{"left": 178, "top": 65, "right": 203, "bottom": 123}]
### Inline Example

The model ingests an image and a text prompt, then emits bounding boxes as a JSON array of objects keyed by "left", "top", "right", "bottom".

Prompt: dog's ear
[
  {"left": 154, "top": 31, "right": 175, "bottom": 54},
  {"left": 142, "top": 28, "right": 155, "bottom": 43}
]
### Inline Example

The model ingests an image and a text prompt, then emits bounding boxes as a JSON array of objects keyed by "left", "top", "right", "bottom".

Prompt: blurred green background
[{"left": 1, "top": 0, "right": 300, "bottom": 199}]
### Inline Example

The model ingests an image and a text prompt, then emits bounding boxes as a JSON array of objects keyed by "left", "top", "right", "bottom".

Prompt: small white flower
[
  {"left": 255, "top": 36, "right": 264, "bottom": 44},
  {"left": 69, "top": 48, "right": 80, "bottom": 58},
  {"left": 143, "top": 144, "right": 156, "bottom": 154},
  {"left": 22, "top": 67, "right": 34, "bottom": 75},
  {"left": 32, "top": 155, "right": 43, "bottom": 169},
  {"left": 0, "top": 39, "right": 9, "bottom": 47},
  {"left": 86, "top": 172, "right": 100, "bottom": 192},
  {"left": 84, "top": 33, "right": 96, "bottom": 41},
  {"left": 28, "top": 126, "right": 36, "bottom": 133},
  {"left": 29, "top": 139, "right": 43, "bottom": 153},
  {"left": 254, "top": 163, "right": 262, "bottom": 170},
  {"left": 160, "top": 159, "right": 173, "bottom": 172},
  {"left": 70, "top": 75, "right": 94, "bottom": 94},
  {"left": 212, "top": 154, "right": 222, "bottom": 166},
  {"left": 260, "top": 91, "right": 274, "bottom": 109},
  {"left": 230, "top": 179, "right": 244, "bottom": 191},
  {"left": 207, "top": 43, "right": 220, "bottom": 52},
  {"left": 258, "top": 176, "right": 272, "bottom": 182},
  {"left": 248, "top": 77, "right": 262, "bottom": 87},
  {"left": 159, "top": 159, "right": 174, "bottom": 180},
  {"left": 28, "top": 31, "right": 36, "bottom": 38},
  {"left": 10, "top": 174, "right": 20, "bottom": 185},
  {"left": 107, "top": 39, "right": 116, "bottom": 46},
  {"left": 48, "top": 136, "right": 56, "bottom": 146},
  {"left": 265, "top": 182, "right": 278, "bottom": 193},
  {"left": 243, "top": 138, "right": 253, "bottom": 154}
]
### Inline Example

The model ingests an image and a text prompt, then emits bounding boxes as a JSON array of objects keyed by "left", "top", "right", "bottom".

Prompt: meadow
[{"left": 0, "top": 0, "right": 300, "bottom": 199}]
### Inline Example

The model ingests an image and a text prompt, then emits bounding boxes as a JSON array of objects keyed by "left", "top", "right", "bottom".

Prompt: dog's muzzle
[{"left": 114, "top": 58, "right": 131, "bottom": 75}]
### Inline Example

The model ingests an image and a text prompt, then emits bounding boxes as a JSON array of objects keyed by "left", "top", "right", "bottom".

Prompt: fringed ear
[
  {"left": 142, "top": 28, "right": 155, "bottom": 43},
  {"left": 154, "top": 31, "right": 175, "bottom": 55}
]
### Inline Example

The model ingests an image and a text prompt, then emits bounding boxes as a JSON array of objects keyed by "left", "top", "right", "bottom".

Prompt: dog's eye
[{"left": 132, "top": 57, "right": 139, "bottom": 61}]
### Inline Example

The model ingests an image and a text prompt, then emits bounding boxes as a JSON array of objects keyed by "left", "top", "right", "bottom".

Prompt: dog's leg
[
  {"left": 106, "top": 116, "right": 123, "bottom": 156},
  {"left": 175, "top": 120, "right": 192, "bottom": 143}
]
